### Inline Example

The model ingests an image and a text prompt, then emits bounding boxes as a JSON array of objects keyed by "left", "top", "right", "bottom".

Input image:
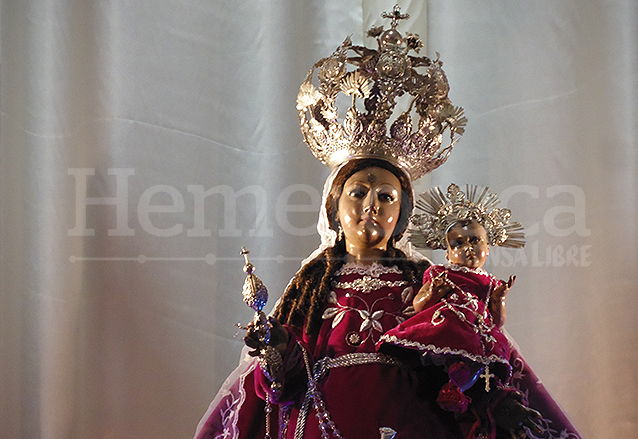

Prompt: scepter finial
[
  {"left": 241, "top": 247, "right": 255, "bottom": 275},
  {"left": 240, "top": 247, "right": 268, "bottom": 312}
]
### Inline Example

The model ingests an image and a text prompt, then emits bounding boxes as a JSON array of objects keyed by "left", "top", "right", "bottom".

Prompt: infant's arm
[
  {"left": 413, "top": 270, "right": 452, "bottom": 313},
  {"left": 490, "top": 275, "right": 515, "bottom": 327}
]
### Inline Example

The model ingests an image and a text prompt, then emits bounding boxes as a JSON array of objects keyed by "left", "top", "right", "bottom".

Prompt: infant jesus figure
[{"left": 378, "top": 184, "right": 540, "bottom": 435}]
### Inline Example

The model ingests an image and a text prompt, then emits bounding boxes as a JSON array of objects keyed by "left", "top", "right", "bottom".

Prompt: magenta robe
[
  {"left": 379, "top": 264, "right": 512, "bottom": 387},
  {"left": 194, "top": 263, "right": 582, "bottom": 439}
]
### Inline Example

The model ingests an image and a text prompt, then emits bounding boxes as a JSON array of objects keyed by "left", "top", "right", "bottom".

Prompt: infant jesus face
[{"left": 445, "top": 220, "right": 489, "bottom": 269}]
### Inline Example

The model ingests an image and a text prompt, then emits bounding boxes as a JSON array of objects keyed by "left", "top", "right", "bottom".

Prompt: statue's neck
[{"left": 344, "top": 246, "right": 386, "bottom": 266}]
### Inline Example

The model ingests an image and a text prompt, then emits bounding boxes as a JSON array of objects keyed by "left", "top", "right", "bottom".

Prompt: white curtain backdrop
[{"left": 0, "top": 1, "right": 636, "bottom": 438}]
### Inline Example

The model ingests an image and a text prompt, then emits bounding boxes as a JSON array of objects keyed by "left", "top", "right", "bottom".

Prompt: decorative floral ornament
[
  {"left": 340, "top": 71, "right": 372, "bottom": 100},
  {"left": 409, "top": 184, "right": 525, "bottom": 250},
  {"left": 296, "top": 81, "right": 322, "bottom": 110}
]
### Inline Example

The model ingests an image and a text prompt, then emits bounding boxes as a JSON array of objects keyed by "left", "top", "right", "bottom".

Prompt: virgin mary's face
[{"left": 337, "top": 167, "right": 402, "bottom": 252}]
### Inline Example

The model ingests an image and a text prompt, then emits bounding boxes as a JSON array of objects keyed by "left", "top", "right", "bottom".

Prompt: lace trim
[
  {"left": 214, "top": 360, "right": 257, "bottom": 439},
  {"left": 332, "top": 277, "right": 407, "bottom": 294},
  {"left": 378, "top": 334, "right": 511, "bottom": 368},
  {"left": 335, "top": 262, "right": 402, "bottom": 278},
  {"left": 442, "top": 262, "right": 490, "bottom": 276}
]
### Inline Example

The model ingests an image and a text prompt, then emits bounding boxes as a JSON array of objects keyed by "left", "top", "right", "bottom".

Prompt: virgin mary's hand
[
  {"left": 244, "top": 316, "right": 289, "bottom": 357},
  {"left": 493, "top": 392, "right": 543, "bottom": 438}
]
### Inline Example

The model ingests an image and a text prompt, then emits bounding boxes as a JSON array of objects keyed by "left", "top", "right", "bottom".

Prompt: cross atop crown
[{"left": 381, "top": 4, "right": 410, "bottom": 29}]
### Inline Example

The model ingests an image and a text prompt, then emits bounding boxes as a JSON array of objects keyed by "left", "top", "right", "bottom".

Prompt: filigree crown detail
[
  {"left": 297, "top": 5, "right": 467, "bottom": 181},
  {"left": 410, "top": 184, "right": 525, "bottom": 250}
]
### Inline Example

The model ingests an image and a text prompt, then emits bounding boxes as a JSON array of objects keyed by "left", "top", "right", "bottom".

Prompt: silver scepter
[
  {"left": 239, "top": 247, "right": 271, "bottom": 344},
  {"left": 239, "top": 248, "right": 280, "bottom": 439}
]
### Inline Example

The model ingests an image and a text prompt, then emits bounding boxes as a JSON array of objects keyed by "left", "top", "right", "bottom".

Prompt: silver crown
[
  {"left": 410, "top": 184, "right": 525, "bottom": 250},
  {"left": 297, "top": 5, "right": 467, "bottom": 180}
]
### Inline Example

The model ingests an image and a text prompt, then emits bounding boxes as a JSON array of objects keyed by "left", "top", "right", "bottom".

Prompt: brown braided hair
[{"left": 274, "top": 158, "right": 430, "bottom": 336}]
